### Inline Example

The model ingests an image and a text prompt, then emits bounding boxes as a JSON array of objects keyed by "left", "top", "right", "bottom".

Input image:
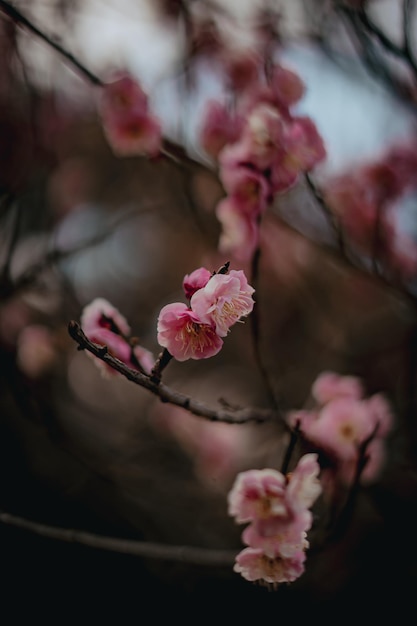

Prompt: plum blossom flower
[
  {"left": 219, "top": 162, "right": 270, "bottom": 217},
  {"left": 182, "top": 267, "right": 211, "bottom": 300},
  {"left": 157, "top": 266, "right": 254, "bottom": 364},
  {"left": 233, "top": 547, "right": 306, "bottom": 585},
  {"left": 81, "top": 297, "right": 131, "bottom": 338},
  {"left": 270, "top": 116, "right": 326, "bottom": 194},
  {"left": 289, "top": 371, "right": 395, "bottom": 486},
  {"left": 228, "top": 468, "right": 287, "bottom": 524},
  {"left": 228, "top": 454, "right": 322, "bottom": 585},
  {"left": 98, "top": 74, "right": 162, "bottom": 158},
  {"left": 157, "top": 302, "right": 223, "bottom": 361},
  {"left": 306, "top": 397, "right": 375, "bottom": 462},
  {"left": 80, "top": 298, "right": 154, "bottom": 376},
  {"left": 216, "top": 197, "right": 259, "bottom": 262},
  {"left": 190, "top": 269, "right": 255, "bottom": 337},
  {"left": 270, "top": 64, "right": 305, "bottom": 109},
  {"left": 311, "top": 371, "right": 364, "bottom": 405},
  {"left": 199, "top": 100, "right": 242, "bottom": 159}
]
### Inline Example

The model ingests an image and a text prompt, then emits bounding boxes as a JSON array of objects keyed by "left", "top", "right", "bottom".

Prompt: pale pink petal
[
  {"left": 190, "top": 268, "right": 255, "bottom": 337},
  {"left": 157, "top": 302, "right": 223, "bottom": 361},
  {"left": 242, "top": 514, "right": 311, "bottom": 558},
  {"left": 182, "top": 267, "right": 212, "bottom": 300},
  {"left": 227, "top": 468, "right": 287, "bottom": 523},
  {"left": 305, "top": 397, "right": 375, "bottom": 462},
  {"left": 216, "top": 197, "right": 259, "bottom": 262},
  {"left": 99, "top": 74, "right": 162, "bottom": 158},
  {"left": 233, "top": 547, "right": 306, "bottom": 585},
  {"left": 311, "top": 371, "right": 364, "bottom": 405},
  {"left": 270, "top": 64, "right": 305, "bottom": 108},
  {"left": 81, "top": 297, "right": 131, "bottom": 338},
  {"left": 199, "top": 100, "right": 242, "bottom": 159},
  {"left": 286, "top": 453, "right": 322, "bottom": 513}
]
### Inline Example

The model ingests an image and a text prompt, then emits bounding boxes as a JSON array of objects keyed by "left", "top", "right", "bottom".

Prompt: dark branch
[
  {"left": 0, "top": 510, "right": 237, "bottom": 566},
  {"left": 0, "top": 0, "right": 103, "bottom": 86},
  {"left": 68, "top": 321, "right": 281, "bottom": 426}
]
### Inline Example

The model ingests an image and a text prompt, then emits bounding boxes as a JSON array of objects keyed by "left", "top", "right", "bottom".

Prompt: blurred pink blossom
[
  {"left": 233, "top": 547, "right": 306, "bottom": 585},
  {"left": 216, "top": 197, "right": 259, "bottom": 262},
  {"left": 311, "top": 371, "right": 364, "bottom": 405},
  {"left": 80, "top": 298, "right": 154, "bottom": 376},
  {"left": 290, "top": 372, "right": 395, "bottom": 486},
  {"left": 98, "top": 74, "right": 162, "bottom": 158},
  {"left": 199, "top": 100, "right": 242, "bottom": 159}
]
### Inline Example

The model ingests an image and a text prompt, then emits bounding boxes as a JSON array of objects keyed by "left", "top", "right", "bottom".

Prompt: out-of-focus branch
[
  {"left": 0, "top": 510, "right": 237, "bottom": 566},
  {"left": 68, "top": 320, "right": 282, "bottom": 426},
  {"left": 305, "top": 173, "right": 345, "bottom": 253},
  {"left": 0, "top": 206, "right": 154, "bottom": 301},
  {"left": 336, "top": 1, "right": 417, "bottom": 102},
  {"left": 0, "top": 0, "right": 103, "bottom": 86}
]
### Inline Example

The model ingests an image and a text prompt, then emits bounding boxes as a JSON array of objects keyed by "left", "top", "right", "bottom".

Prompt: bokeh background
[{"left": 1, "top": 0, "right": 417, "bottom": 619}]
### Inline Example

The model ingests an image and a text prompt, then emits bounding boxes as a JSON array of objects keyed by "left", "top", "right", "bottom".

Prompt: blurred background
[{"left": 1, "top": 0, "right": 417, "bottom": 618}]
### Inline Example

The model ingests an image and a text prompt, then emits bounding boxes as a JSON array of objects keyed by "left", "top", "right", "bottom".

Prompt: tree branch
[
  {"left": 68, "top": 321, "right": 282, "bottom": 426},
  {"left": 0, "top": 510, "right": 237, "bottom": 566},
  {"left": 0, "top": 0, "right": 103, "bottom": 86}
]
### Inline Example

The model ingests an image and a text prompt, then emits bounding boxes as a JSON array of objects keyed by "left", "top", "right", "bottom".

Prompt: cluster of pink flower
[
  {"left": 323, "top": 145, "right": 417, "bottom": 278},
  {"left": 157, "top": 265, "right": 255, "bottom": 361},
  {"left": 227, "top": 453, "right": 322, "bottom": 586},
  {"left": 80, "top": 265, "right": 254, "bottom": 375},
  {"left": 288, "top": 371, "right": 394, "bottom": 488},
  {"left": 200, "top": 62, "right": 326, "bottom": 261},
  {"left": 81, "top": 297, "right": 154, "bottom": 377},
  {"left": 98, "top": 74, "right": 162, "bottom": 158}
]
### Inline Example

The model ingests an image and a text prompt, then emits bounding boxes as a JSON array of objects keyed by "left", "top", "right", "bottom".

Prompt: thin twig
[
  {"left": 305, "top": 173, "right": 345, "bottom": 253},
  {"left": 68, "top": 321, "right": 282, "bottom": 426},
  {"left": 0, "top": 205, "right": 154, "bottom": 301},
  {"left": 0, "top": 0, "right": 103, "bottom": 86},
  {"left": 0, "top": 510, "right": 237, "bottom": 566}
]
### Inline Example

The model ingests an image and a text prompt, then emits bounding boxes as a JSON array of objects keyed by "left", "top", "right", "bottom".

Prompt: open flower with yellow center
[
  {"left": 157, "top": 303, "right": 223, "bottom": 361},
  {"left": 190, "top": 269, "right": 255, "bottom": 338}
]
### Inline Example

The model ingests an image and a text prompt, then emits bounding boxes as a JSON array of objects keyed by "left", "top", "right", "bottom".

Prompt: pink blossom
[
  {"left": 132, "top": 343, "right": 155, "bottom": 375},
  {"left": 157, "top": 302, "right": 223, "bottom": 361},
  {"left": 304, "top": 397, "right": 375, "bottom": 462},
  {"left": 311, "top": 371, "right": 364, "bottom": 405},
  {"left": 286, "top": 409, "right": 318, "bottom": 432},
  {"left": 190, "top": 269, "right": 255, "bottom": 337},
  {"left": 80, "top": 298, "right": 154, "bottom": 376},
  {"left": 233, "top": 547, "right": 306, "bottom": 585},
  {"left": 270, "top": 64, "right": 305, "bottom": 109},
  {"left": 215, "top": 197, "right": 259, "bottom": 262},
  {"left": 99, "top": 74, "right": 162, "bottom": 158},
  {"left": 270, "top": 116, "right": 326, "bottom": 193},
  {"left": 222, "top": 48, "right": 262, "bottom": 92},
  {"left": 286, "top": 453, "right": 322, "bottom": 513},
  {"left": 228, "top": 468, "right": 287, "bottom": 523},
  {"left": 182, "top": 266, "right": 212, "bottom": 300},
  {"left": 365, "top": 393, "right": 394, "bottom": 438},
  {"left": 81, "top": 297, "right": 131, "bottom": 338},
  {"left": 242, "top": 514, "right": 311, "bottom": 558},
  {"left": 199, "top": 100, "right": 242, "bottom": 159},
  {"left": 338, "top": 437, "right": 387, "bottom": 485},
  {"left": 242, "top": 102, "right": 285, "bottom": 170},
  {"left": 219, "top": 164, "right": 270, "bottom": 217}
]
